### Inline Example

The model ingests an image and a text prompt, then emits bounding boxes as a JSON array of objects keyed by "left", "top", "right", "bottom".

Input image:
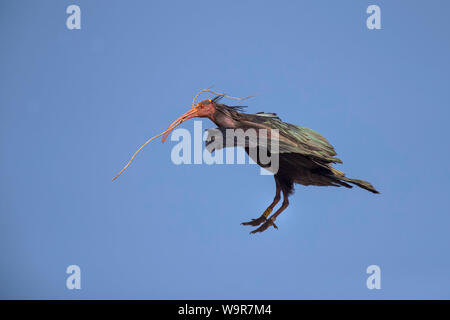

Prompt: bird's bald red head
[{"left": 161, "top": 99, "right": 216, "bottom": 143}]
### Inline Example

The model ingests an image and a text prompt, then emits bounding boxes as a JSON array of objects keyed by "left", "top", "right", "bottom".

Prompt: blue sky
[{"left": 1, "top": 0, "right": 449, "bottom": 299}]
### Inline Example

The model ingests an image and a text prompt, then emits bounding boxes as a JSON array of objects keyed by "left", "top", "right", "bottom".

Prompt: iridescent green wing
[{"left": 251, "top": 113, "right": 342, "bottom": 164}]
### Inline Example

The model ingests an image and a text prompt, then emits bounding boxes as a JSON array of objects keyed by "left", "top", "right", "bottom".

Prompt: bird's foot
[
  {"left": 241, "top": 208, "right": 276, "bottom": 227},
  {"left": 250, "top": 217, "right": 278, "bottom": 234},
  {"left": 241, "top": 216, "right": 267, "bottom": 227}
]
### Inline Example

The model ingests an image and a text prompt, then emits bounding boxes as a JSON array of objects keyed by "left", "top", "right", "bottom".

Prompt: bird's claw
[
  {"left": 241, "top": 216, "right": 267, "bottom": 227},
  {"left": 241, "top": 216, "right": 278, "bottom": 229},
  {"left": 249, "top": 218, "right": 278, "bottom": 234},
  {"left": 241, "top": 207, "right": 277, "bottom": 228}
]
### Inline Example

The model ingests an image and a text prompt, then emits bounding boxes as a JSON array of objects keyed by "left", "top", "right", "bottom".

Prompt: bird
[{"left": 157, "top": 88, "right": 379, "bottom": 234}]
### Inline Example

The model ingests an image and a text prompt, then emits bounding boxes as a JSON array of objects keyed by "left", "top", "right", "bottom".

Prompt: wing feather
[{"left": 246, "top": 113, "right": 342, "bottom": 164}]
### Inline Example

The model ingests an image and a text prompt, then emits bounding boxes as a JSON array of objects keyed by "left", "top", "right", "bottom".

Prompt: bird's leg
[
  {"left": 250, "top": 190, "right": 289, "bottom": 234},
  {"left": 241, "top": 178, "right": 281, "bottom": 227}
]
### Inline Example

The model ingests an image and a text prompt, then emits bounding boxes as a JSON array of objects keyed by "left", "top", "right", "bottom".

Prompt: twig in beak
[
  {"left": 113, "top": 88, "right": 255, "bottom": 182},
  {"left": 192, "top": 86, "right": 257, "bottom": 108},
  {"left": 112, "top": 131, "right": 165, "bottom": 181},
  {"left": 112, "top": 113, "right": 188, "bottom": 181},
  {"left": 111, "top": 120, "right": 181, "bottom": 181}
]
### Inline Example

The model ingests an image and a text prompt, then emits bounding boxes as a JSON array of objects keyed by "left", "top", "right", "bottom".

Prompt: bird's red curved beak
[{"left": 161, "top": 107, "right": 199, "bottom": 143}]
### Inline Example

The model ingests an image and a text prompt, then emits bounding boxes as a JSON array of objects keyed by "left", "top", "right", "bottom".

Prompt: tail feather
[
  {"left": 329, "top": 168, "right": 379, "bottom": 194},
  {"left": 341, "top": 177, "right": 379, "bottom": 194}
]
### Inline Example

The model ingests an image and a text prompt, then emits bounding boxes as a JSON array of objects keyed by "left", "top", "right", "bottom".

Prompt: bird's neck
[{"left": 211, "top": 108, "right": 239, "bottom": 129}]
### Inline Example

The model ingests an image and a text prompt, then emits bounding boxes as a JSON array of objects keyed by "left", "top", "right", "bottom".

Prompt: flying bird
[{"left": 114, "top": 88, "right": 379, "bottom": 234}]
